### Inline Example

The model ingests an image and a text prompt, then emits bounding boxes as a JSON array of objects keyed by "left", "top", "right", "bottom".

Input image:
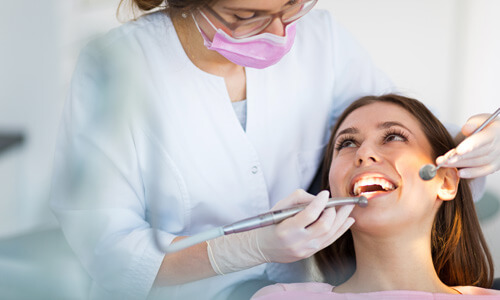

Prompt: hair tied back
[{"left": 134, "top": 0, "right": 164, "bottom": 11}]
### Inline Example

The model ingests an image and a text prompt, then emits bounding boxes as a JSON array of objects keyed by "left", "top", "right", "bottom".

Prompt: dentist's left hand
[{"left": 437, "top": 113, "right": 500, "bottom": 178}]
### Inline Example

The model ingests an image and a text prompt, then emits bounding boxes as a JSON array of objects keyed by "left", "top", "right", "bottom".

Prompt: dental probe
[
  {"left": 162, "top": 196, "right": 367, "bottom": 253},
  {"left": 419, "top": 107, "right": 500, "bottom": 181}
]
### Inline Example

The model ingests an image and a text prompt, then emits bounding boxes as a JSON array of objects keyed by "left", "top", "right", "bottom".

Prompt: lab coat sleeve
[{"left": 50, "top": 42, "right": 170, "bottom": 299}]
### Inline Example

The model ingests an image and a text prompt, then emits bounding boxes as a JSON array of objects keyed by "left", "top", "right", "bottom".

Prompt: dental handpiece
[
  {"left": 222, "top": 196, "right": 367, "bottom": 234},
  {"left": 162, "top": 196, "right": 367, "bottom": 253},
  {"left": 419, "top": 107, "right": 500, "bottom": 181}
]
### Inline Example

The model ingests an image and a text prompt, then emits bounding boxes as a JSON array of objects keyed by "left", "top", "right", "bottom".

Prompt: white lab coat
[{"left": 50, "top": 9, "right": 394, "bottom": 300}]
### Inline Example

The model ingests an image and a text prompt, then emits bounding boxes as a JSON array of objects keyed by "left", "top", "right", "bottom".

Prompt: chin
[{"left": 350, "top": 205, "right": 400, "bottom": 232}]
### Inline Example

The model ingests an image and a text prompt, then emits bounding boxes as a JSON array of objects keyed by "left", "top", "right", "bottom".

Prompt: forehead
[{"left": 339, "top": 102, "right": 421, "bottom": 131}]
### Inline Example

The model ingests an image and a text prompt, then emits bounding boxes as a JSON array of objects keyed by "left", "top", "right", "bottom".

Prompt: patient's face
[{"left": 328, "top": 102, "right": 444, "bottom": 236}]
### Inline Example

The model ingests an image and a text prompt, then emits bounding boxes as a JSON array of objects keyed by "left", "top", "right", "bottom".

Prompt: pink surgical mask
[{"left": 192, "top": 11, "right": 297, "bottom": 69}]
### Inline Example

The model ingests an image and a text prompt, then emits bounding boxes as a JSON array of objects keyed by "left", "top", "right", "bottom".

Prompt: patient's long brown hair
[{"left": 315, "top": 94, "right": 494, "bottom": 288}]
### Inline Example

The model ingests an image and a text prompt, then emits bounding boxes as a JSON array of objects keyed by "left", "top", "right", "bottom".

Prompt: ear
[{"left": 437, "top": 167, "right": 460, "bottom": 201}]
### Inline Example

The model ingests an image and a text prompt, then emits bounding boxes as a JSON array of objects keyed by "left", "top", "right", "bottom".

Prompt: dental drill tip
[
  {"left": 358, "top": 196, "right": 368, "bottom": 207},
  {"left": 419, "top": 164, "right": 436, "bottom": 181}
]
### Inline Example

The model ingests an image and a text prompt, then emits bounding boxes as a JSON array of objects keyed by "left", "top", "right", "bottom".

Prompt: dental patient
[{"left": 252, "top": 94, "right": 499, "bottom": 299}]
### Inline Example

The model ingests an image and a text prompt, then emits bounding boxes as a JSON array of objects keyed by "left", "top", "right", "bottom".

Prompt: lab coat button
[{"left": 251, "top": 166, "right": 258, "bottom": 174}]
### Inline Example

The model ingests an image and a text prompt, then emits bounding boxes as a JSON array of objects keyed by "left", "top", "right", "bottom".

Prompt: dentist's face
[
  {"left": 196, "top": 0, "right": 298, "bottom": 39},
  {"left": 328, "top": 102, "right": 444, "bottom": 236}
]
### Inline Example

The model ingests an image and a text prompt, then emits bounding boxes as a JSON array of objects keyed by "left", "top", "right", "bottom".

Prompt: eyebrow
[
  {"left": 334, "top": 121, "right": 413, "bottom": 140},
  {"left": 334, "top": 127, "right": 359, "bottom": 141},
  {"left": 378, "top": 121, "right": 413, "bottom": 134}
]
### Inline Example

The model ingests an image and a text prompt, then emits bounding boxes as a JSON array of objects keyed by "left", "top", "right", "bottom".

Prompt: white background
[{"left": 0, "top": 0, "right": 499, "bottom": 286}]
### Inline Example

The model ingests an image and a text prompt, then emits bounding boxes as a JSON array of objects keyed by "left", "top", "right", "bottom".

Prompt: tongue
[{"left": 360, "top": 185, "right": 385, "bottom": 193}]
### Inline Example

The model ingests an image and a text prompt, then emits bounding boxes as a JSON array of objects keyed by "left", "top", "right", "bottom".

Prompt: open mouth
[{"left": 352, "top": 177, "right": 396, "bottom": 197}]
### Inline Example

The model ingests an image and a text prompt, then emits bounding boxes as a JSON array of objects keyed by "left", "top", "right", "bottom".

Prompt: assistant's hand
[
  {"left": 256, "top": 189, "right": 355, "bottom": 263},
  {"left": 437, "top": 113, "right": 500, "bottom": 178}
]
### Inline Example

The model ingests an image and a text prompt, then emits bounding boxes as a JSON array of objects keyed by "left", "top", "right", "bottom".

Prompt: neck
[
  {"left": 171, "top": 12, "right": 243, "bottom": 77},
  {"left": 334, "top": 229, "right": 457, "bottom": 294}
]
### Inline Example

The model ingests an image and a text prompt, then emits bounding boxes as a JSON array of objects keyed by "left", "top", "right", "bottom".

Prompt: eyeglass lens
[{"left": 231, "top": 0, "right": 317, "bottom": 38}]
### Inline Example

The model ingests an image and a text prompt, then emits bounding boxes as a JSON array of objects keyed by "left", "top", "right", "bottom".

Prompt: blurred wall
[
  {"left": 0, "top": 0, "right": 122, "bottom": 237},
  {"left": 0, "top": 0, "right": 63, "bottom": 236},
  {"left": 0, "top": 0, "right": 498, "bottom": 273}
]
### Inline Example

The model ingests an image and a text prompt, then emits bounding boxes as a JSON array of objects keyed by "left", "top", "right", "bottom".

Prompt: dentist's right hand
[
  {"left": 206, "top": 190, "right": 355, "bottom": 275},
  {"left": 258, "top": 189, "right": 355, "bottom": 263}
]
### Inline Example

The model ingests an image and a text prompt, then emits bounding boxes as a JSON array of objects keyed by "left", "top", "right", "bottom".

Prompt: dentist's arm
[
  {"left": 154, "top": 237, "right": 216, "bottom": 285},
  {"left": 154, "top": 190, "right": 355, "bottom": 285}
]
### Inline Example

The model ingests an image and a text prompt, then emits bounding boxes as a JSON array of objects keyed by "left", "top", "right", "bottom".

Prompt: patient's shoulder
[
  {"left": 252, "top": 282, "right": 333, "bottom": 298},
  {"left": 454, "top": 286, "right": 500, "bottom": 295}
]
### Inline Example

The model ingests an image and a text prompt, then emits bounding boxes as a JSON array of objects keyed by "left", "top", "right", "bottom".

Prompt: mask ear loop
[
  {"left": 191, "top": 10, "right": 217, "bottom": 47},
  {"left": 192, "top": 9, "right": 218, "bottom": 33}
]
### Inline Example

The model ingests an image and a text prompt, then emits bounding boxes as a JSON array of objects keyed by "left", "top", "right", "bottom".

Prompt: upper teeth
[{"left": 353, "top": 177, "right": 395, "bottom": 196}]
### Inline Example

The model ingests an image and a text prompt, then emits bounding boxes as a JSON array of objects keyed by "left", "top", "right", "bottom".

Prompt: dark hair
[{"left": 315, "top": 94, "right": 494, "bottom": 288}]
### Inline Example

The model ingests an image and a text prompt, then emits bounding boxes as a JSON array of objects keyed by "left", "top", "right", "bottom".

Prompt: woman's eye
[
  {"left": 336, "top": 139, "right": 357, "bottom": 151},
  {"left": 384, "top": 134, "right": 406, "bottom": 143}
]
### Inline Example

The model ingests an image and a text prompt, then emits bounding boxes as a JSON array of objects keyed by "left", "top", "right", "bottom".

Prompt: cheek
[
  {"left": 328, "top": 159, "right": 348, "bottom": 196},
  {"left": 393, "top": 148, "right": 430, "bottom": 178},
  {"left": 398, "top": 163, "right": 440, "bottom": 205},
  {"left": 391, "top": 149, "right": 440, "bottom": 196}
]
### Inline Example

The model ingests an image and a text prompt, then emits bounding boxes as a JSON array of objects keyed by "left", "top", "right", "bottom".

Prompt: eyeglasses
[{"left": 201, "top": 0, "right": 318, "bottom": 38}]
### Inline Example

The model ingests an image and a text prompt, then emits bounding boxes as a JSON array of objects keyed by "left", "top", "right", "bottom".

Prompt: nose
[
  {"left": 354, "top": 143, "right": 380, "bottom": 167},
  {"left": 263, "top": 17, "right": 285, "bottom": 36}
]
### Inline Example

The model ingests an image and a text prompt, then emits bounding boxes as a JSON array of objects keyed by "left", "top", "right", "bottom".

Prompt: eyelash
[
  {"left": 334, "top": 128, "right": 409, "bottom": 151},
  {"left": 335, "top": 134, "right": 356, "bottom": 151},
  {"left": 384, "top": 128, "right": 409, "bottom": 143}
]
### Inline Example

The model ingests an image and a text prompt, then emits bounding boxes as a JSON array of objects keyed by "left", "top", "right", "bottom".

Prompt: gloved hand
[
  {"left": 206, "top": 189, "right": 355, "bottom": 274},
  {"left": 437, "top": 113, "right": 500, "bottom": 178},
  {"left": 257, "top": 189, "right": 355, "bottom": 263}
]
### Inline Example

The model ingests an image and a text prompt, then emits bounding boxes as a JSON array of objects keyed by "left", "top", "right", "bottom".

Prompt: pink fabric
[{"left": 251, "top": 282, "right": 500, "bottom": 299}]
